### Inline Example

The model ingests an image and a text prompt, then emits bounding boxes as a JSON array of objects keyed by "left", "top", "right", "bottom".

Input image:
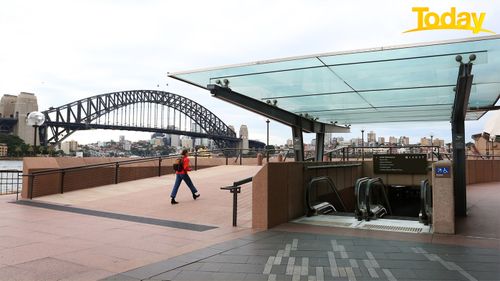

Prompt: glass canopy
[{"left": 169, "top": 36, "right": 500, "bottom": 125}]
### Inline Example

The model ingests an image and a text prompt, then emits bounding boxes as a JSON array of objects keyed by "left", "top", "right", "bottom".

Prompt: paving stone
[
  {"left": 244, "top": 273, "right": 269, "bottom": 281},
  {"left": 205, "top": 254, "right": 249, "bottom": 264},
  {"left": 197, "top": 262, "right": 224, "bottom": 272},
  {"left": 100, "top": 274, "right": 141, "bottom": 281},
  {"left": 220, "top": 263, "right": 264, "bottom": 274},
  {"left": 210, "top": 272, "right": 247, "bottom": 280},
  {"left": 146, "top": 270, "right": 180, "bottom": 280},
  {"left": 413, "top": 269, "right": 467, "bottom": 280},
  {"left": 120, "top": 259, "right": 186, "bottom": 279},
  {"left": 270, "top": 265, "right": 287, "bottom": 274},
  {"left": 247, "top": 256, "right": 272, "bottom": 265}
]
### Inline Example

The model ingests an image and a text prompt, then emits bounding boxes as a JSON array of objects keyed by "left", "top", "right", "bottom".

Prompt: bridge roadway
[{"left": 0, "top": 166, "right": 498, "bottom": 280}]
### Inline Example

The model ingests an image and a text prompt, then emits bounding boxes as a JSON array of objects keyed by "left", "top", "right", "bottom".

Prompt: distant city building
[
  {"left": 61, "top": 140, "right": 78, "bottom": 154},
  {"left": 367, "top": 131, "right": 376, "bottom": 143},
  {"left": 389, "top": 136, "right": 398, "bottom": 145},
  {"left": 167, "top": 125, "right": 180, "bottom": 147},
  {"left": 325, "top": 133, "right": 332, "bottom": 145},
  {"left": 0, "top": 143, "right": 7, "bottom": 156},
  {"left": 119, "top": 135, "right": 125, "bottom": 143},
  {"left": 286, "top": 139, "right": 293, "bottom": 147},
  {"left": 420, "top": 137, "right": 431, "bottom": 146},
  {"left": 378, "top": 137, "right": 385, "bottom": 145},
  {"left": 399, "top": 136, "right": 410, "bottom": 146},
  {"left": 181, "top": 137, "right": 193, "bottom": 148},
  {"left": 0, "top": 92, "right": 39, "bottom": 145},
  {"left": 123, "top": 140, "right": 132, "bottom": 151}
]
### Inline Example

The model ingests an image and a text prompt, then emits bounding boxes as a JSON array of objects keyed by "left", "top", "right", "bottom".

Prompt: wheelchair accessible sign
[{"left": 435, "top": 166, "right": 451, "bottom": 178}]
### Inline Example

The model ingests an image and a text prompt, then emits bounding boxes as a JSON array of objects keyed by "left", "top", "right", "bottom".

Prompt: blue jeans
[{"left": 170, "top": 174, "right": 198, "bottom": 198}]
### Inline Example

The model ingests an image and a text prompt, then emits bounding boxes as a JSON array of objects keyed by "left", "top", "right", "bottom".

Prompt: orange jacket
[{"left": 175, "top": 156, "right": 191, "bottom": 175}]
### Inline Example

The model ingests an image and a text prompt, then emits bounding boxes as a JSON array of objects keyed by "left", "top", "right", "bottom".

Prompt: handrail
[
  {"left": 306, "top": 163, "right": 362, "bottom": 170},
  {"left": 305, "top": 176, "right": 346, "bottom": 216},
  {"left": 220, "top": 176, "right": 253, "bottom": 226},
  {"left": 354, "top": 177, "right": 370, "bottom": 221},
  {"left": 365, "top": 177, "right": 392, "bottom": 217},
  {"left": 419, "top": 179, "right": 432, "bottom": 225}
]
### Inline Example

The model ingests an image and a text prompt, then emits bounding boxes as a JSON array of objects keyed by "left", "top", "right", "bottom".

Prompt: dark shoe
[
  {"left": 171, "top": 198, "right": 178, "bottom": 204},
  {"left": 193, "top": 193, "right": 200, "bottom": 200}
]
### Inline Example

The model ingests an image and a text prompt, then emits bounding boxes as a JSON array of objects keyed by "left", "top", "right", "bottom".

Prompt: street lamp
[
  {"left": 430, "top": 134, "right": 434, "bottom": 161},
  {"left": 361, "top": 129, "right": 365, "bottom": 162},
  {"left": 26, "top": 111, "right": 46, "bottom": 156},
  {"left": 266, "top": 119, "right": 270, "bottom": 162}
]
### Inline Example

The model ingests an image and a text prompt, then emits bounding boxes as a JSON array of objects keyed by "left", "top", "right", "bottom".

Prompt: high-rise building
[
  {"left": 399, "top": 136, "right": 410, "bottom": 146},
  {"left": 61, "top": 140, "right": 78, "bottom": 154},
  {"left": 389, "top": 136, "right": 398, "bottom": 145},
  {"left": 367, "top": 131, "right": 376, "bottom": 143},
  {"left": 378, "top": 137, "right": 385, "bottom": 145}
]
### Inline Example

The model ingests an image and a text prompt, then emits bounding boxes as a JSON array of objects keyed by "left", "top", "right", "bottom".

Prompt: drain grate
[{"left": 362, "top": 224, "right": 423, "bottom": 233}]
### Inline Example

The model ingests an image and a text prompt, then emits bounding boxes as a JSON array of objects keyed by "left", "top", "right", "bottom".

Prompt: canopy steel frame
[
  {"left": 207, "top": 84, "right": 349, "bottom": 161},
  {"left": 452, "top": 58, "right": 474, "bottom": 217}
]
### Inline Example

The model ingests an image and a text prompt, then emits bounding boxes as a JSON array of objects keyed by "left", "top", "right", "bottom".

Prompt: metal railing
[
  {"left": 0, "top": 170, "right": 23, "bottom": 200},
  {"left": 220, "top": 176, "right": 253, "bottom": 226},
  {"left": 25, "top": 154, "right": 181, "bottom": 199},
  {"left": 23, "top": 147, "right": 281, "bottom": 199},
  {"left": 325, "top": 145, "right": 445, "bottom": 162}
]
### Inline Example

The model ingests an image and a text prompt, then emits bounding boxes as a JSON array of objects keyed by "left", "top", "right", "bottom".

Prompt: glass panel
[
  {"left": 330, "top": 55, "right": 461, "bottom": 91},
  {"left": 170, "top": 37, "right": 500, "bottom": 124},
  {"left": 469, "top": 83, "right": 500, "bottom": 108},
  {"left": 360, "top": 87, "right": 455, "bottom": 107},
  {"left": 210, "top": 67, "right": 352, "bottom": 100}
]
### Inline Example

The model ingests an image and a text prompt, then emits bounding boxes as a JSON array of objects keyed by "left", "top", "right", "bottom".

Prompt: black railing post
[
  {"left": 29, "top": 174, "right": 34, "bottom": 199},
  {"left": 226, "top": 155, "right": 228, "bottom": 165},
  {"left": 115, "top": 163, "right": 119, "bottom": 184},
  {"left": 60, "top": 171, "right": 65, "bottom": 194},
  {"left": 195, "top": 149, "right": 198, "bottom": 171},
  {"left": 232, "top": 187, "right": 240, "bottom": 226},
  {"left": 158, "top": 157, "right": 162, "bottom": 177},
  {"left": 239, "top": 152, "right": 242, "bottom": 165},
  {"left": 16, "top": 172, "right": 20, "bottom": 201}
]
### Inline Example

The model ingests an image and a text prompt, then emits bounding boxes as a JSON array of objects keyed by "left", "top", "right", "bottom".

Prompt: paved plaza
[{"left": 0, "top": 166, "right": 499, "bottom": 280}]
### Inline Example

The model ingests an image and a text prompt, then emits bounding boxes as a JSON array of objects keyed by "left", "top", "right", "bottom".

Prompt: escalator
[
  {"left": 355, "top": 177, "right": 392, "bottom": 221},
  {"left": 305, "top": 176, "right": 346, "bottom": 217},
  {"left": 302, "top": 175, "right": 433, "bottom": 233}
]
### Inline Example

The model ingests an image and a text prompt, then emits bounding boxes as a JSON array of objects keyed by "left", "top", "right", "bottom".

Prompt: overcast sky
[{"left": 1, "top": 0, "right": 499, "bottom": 145}]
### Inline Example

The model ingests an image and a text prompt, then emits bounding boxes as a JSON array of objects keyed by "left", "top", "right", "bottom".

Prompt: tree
[{"left": 0, "top": 133, "right": 28, "bottom": 157}]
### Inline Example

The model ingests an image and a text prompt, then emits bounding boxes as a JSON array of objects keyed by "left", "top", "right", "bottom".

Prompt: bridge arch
[{"left": 40, "top": 90, "right": 238, "bottom": 149}]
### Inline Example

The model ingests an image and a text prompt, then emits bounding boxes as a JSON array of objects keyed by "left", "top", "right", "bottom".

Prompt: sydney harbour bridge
[{"left": 38, "top": 90, "right": 247, "bottom": 150}]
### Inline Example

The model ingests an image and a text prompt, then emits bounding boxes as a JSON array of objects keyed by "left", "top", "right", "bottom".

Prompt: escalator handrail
[
  {"left": 419, "top": 179, "right": 432, "bottom": 223},
  {"left": 305, "top": 176, "right": 346, "bottom": 214},
  {"left": 354, "top": 177, "right": 370, "bottom": 217},
  {"left": 365, "top": 178, "right": 393, "bottom": 216}
]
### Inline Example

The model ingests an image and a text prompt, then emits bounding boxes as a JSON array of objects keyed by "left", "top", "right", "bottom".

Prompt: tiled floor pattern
[{"left": 104, "top": 231, "right": 500, "bottom": 281}]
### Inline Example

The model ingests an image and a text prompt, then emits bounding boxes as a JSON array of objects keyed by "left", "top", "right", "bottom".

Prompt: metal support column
[
  {"left": 292, "top": 126, "right": 304, "bottom": 162},
  {"left": 315, "top": 132, "right": 325, "bottom": 162},
  {"left": 452, "top": 56, "right": 474, "bottom": 217}
]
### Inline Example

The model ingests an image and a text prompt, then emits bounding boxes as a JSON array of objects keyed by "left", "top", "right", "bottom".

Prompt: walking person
[{"left": 170, "top": 149, "right": 200, "bottom": 204}]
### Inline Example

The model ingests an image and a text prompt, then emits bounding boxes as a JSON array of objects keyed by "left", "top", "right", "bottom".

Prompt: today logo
[{"left": 404, "top": 7, "right": 495, "bottom": 34}]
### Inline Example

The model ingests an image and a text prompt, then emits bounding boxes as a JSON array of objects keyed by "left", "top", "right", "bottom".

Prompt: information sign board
[{"left": 373, "top": 154, "right": 428, "bottom": 174}]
